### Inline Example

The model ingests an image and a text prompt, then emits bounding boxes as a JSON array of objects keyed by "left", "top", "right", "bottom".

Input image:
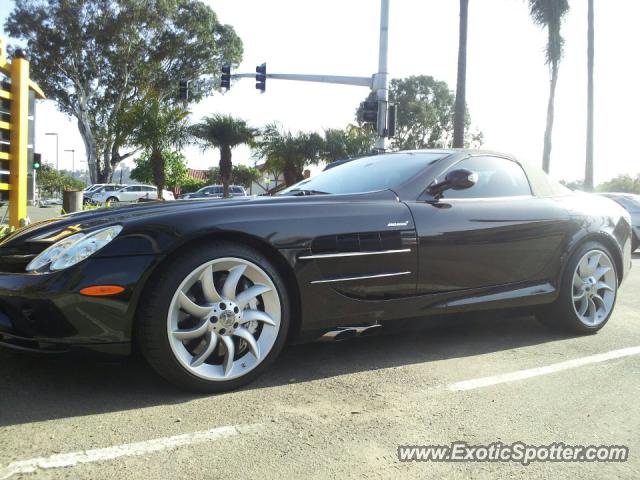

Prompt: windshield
[{"left": 279, "top": 152, "right": 447, "bottom": 195}]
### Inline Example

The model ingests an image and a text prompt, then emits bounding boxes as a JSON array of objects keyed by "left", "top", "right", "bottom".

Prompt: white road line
[
  {"left": 448, "top": 346, "right": 640, "bottom": 392},
  {"left": 0, "top": 423, "right": 261, "bottom": 480}
]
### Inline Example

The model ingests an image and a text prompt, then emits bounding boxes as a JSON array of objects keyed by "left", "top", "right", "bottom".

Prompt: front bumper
[{"left": 0, "top": 254, "right": 162, "bottom": 355}]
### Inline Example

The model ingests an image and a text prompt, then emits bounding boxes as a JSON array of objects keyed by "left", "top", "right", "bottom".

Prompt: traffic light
[
  {"left": 255, "top": 63, "right": 266, "bottom": 93},
  {"left": 32, "top": 152, "right": 41, "bottom": 170},
  {"left": 178, "top": 79, "right": 190, "bottom": 101},
  {"left": 221, "top": 65, "right": 231, "bottom": 90},
  {"left": 359, "top": 100, "right": 378, "bottom": 130},
  {"left": 387, "top": 103, "right": 397, "bottom": 138}
]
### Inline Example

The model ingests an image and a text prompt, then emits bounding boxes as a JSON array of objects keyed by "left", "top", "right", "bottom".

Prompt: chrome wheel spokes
[
  {"left": 168, "top": 257, "right": 281, "bottom": 381},
  {"left": 572, "top": 249, "right": 616, "bottom": 327}
]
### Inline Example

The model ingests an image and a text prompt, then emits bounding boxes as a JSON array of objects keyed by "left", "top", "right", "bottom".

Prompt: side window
[
  {"left": 214, "top": 187, "right": 223, "bottom": 194},
  {"left": 439, "top": 156, "right": 532, "bottom": 199},
  {"left": 231, "top": 186, "right": 243, "bottom": 194},
  {"left": 129, "top": 186, "right": 141, "bottom": 192},
  {"left": 144, "top": 186, "right": 156, "bottom": 192}
]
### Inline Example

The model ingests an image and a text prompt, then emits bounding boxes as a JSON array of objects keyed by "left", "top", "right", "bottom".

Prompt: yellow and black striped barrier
[{"left": 0, "top": 37, "right": 45, "bottom": 228}]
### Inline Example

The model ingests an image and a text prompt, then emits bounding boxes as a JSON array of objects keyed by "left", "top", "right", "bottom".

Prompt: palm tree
[
  {"left": 125, "top": 91, "right": 190, "bottom": 199},
  {"left": 256, "top": 124, "right": 323, "bottom": 187},
  {"left": 453, "top": 0, "right": 469, "bottom": 148},
  {"left": 584, "top": 0, "right": 595, "bottom": 191},
  {"left": 191, "top": 115, "right": 258, "bottom": 197},
  {"left": 529, "top": 0, "right": 570, "bottom": 173}
]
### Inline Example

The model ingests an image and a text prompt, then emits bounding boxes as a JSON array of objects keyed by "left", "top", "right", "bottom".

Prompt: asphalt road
[{"left": 1, "top": 254, "right": 639, "bottom": 479}]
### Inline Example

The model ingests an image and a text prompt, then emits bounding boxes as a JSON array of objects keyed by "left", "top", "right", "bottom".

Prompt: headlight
[{"left": 26, "top": 225, "right": 123, "bottom": 272}]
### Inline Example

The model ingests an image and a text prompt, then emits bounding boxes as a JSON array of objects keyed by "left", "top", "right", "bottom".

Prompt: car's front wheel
[
  {"left": 538, "top": 241, "right": 618, "bottom": 333},
  {"left": 138, "top": 241, "right": 289, "bottom": 392}
]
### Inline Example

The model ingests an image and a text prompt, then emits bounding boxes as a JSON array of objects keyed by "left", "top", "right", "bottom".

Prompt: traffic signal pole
[
  {"left": 211, "top": 0, "right": 392, "bottom": 151},
  {"left": 374, "top": 0, "right": 390, "bottom": 151},
  {"left": 229, "top": 73, "right": 372, "bottom": 88}
]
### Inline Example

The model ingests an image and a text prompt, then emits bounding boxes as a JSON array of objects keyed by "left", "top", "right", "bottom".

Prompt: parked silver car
[
  {"left": 179, "top": 185, "right": 247, "bottom": 200},
  {"left": 83, "top": 184, "right": 124, "bottom": 204},
  {"left": 92, "top": 185, "right": 175, "bottom": 204},
  {"left": 598, "top": 192, "right": 640, "bottom": 251}
]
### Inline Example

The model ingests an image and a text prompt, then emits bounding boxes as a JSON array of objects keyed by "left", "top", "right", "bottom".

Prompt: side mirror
[{"left": 427, "top": 168, "right": 478, "bottom": 199}]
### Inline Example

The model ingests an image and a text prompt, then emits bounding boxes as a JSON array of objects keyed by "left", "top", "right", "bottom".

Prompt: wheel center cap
[{"left": 220, "top": 310, "right": 235, "bottom": 328}]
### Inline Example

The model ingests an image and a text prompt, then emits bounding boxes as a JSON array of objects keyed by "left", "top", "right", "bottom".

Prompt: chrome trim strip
[
  {"left": 299, "top": 248, "right": 411, "bottom": 260},
  {"left": 311, "top": 271, "right": 411, "bottom": 284}
]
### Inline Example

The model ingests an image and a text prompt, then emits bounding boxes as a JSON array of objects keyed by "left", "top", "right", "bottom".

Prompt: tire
[
  {"left": 632, "top": 234, "right": 639, "bottom": 253},
  {"left": 106, "top": 196, "right": 119, "bottom": 205},
  {"left": 538, "top": 241, "right": 618, "bottom": 334},
  {"left": 137, "top": 241, "right": 290, "bottom": 392}
]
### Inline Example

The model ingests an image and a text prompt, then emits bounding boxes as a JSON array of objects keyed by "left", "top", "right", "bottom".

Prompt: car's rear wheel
[
  {"left": 138, "top": 241, "right": 289, "bottom": 392},
  {"left": 538, "top": 241, "right": 618, "bottom": 333},
  {"left": 106, "top": 196, "right": 119, "bottom": 205}
]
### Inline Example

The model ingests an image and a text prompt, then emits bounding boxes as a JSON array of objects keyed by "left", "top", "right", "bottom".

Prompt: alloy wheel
[
  {"left": 572, "top": 249, "right": 616, "bottom": 327},
  {"left": 167, "top": 257, "right": 281, "bottom": 381}
]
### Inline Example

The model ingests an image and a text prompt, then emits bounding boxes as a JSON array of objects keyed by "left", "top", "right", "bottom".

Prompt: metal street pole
[
  {"left": 45, "top": 132, "right": 59, "bottom": 170},
  {"left": 64, "top": 149, "right": 75, "bottom": 176},
  {"left": 374, "top": 0, "right": 390, "bottom": 151}
]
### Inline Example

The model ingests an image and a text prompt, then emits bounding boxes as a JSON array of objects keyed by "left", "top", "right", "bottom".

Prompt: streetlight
[
  {"left": 64, "top": 149, "right": 75, "bottom": 176},
  {"left": 45, "top": 132, "right": 59, "bottom": 170}
]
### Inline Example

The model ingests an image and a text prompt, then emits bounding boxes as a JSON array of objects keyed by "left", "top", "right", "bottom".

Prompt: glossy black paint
[{"left": 0, "top": 150, "right": 632, "bottom": 354}]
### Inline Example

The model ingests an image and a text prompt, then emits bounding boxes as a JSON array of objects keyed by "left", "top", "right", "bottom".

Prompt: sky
[{"left": 1, "top": 0, "right": 638, "bottom": 184}]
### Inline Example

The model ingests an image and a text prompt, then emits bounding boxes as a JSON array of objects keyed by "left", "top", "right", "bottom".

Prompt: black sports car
[{"left": 0, "top": 150, "right": 633, "bottom": 391}]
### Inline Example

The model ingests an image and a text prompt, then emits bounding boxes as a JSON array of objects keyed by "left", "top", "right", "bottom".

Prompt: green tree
[
  {"left": 125, "top": 90, "right": 191, "bottom": 198},
  {"left": 255, "top": 124, "right": 324, "bottom": 187},
  {"left": 130, "top": 150, "right": 190, "bottom": 190},
  {"left": 596, "top": 174, "right": 640, "bottom": 194},
  {"left": 584, "top": 0, "right": 595, "bottom": 191},
  {"left": 191, "top": 115, "right": 258, "bottom": 197},
  {"left": 5, "top": 0, "right": 242, "bottom": 183},
  {"left": 180, "top": 177, "right": 209, "bottom": 194},
  {"left": 322, "top": 125, "right": 376, "bottom": 162},
  {"left": 36, "top": 163, "right": 85, "bottom": 197},
  {"left": 528, "top": 0, "right": 570, "bottom": 174},
  {"left": 358, "top": 76, "right": 479, "bottom": 151},
  {"left": 210, "top": 165, "right": 261, "bottom": 189},
  {"left": 453, "top": 0, "right": 470, "bottom": 148}
]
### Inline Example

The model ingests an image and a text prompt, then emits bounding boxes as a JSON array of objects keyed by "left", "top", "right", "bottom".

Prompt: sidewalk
[{"left": 0, "top": 204, "right": 63, "bottom": 225}]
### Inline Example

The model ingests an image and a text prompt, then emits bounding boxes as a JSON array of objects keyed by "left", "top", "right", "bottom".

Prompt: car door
[
  {"left": 142, "top": 186, "right": 157, "bottom": 200},
  {"left": 119, "top": 186, "right": 139, "bottom": 202},
  {"left": 408, "top": 155, "right": 569, "bottom": 293}
]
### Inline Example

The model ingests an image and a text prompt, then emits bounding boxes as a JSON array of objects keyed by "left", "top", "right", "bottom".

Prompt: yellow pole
[{"left": 8, "top": 53, "right": 29, "bottom": 228}]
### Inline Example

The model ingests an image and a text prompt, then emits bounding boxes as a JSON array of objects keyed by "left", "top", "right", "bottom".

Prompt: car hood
[{"left": 1, "top": 191, "right": 398, "bottom": 250}]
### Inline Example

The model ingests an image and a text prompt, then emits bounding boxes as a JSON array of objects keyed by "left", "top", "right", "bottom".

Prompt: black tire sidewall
[{"left": 138, "top": 241, "right": 290, "bottom": 392}]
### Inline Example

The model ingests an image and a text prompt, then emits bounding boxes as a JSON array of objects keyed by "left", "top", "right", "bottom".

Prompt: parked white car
[{"left": 92, "top": 185, "right": 175, "bottom": 204}]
